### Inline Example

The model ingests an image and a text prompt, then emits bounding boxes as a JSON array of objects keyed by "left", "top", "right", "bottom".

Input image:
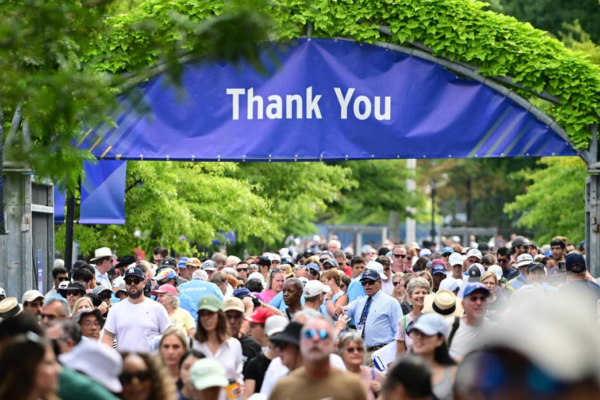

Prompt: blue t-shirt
[
  {"left": 268, "top": 290, "right": 305, "bottom": 311},
  {"left": 178, "top": 279, "right": 224, "bottom": 307}
]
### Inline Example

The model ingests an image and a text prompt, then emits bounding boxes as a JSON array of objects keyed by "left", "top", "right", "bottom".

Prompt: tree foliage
[{"left": 504, "top": 157, "right": 587, "bottom": 244}]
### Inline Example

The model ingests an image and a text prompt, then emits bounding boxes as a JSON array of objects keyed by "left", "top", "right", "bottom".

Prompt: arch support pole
[{"left": 586, "top": 124, "right": 599, "bottom": 277}]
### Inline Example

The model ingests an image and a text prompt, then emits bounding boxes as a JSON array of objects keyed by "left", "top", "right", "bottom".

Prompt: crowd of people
[{"left": 0, "top": 235, "right": 599, "bottom": 400}]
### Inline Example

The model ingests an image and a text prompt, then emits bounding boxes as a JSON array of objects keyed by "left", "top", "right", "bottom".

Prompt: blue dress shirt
[{"left": 345, "top": 289, "right": 402, "bottom": 347}]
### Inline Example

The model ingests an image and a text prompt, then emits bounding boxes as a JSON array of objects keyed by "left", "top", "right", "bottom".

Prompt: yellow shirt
[{"left": 170, "top": 308, "right": 196, "bottom": 335}]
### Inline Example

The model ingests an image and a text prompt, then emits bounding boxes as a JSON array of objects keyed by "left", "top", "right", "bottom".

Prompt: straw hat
[
  {"left": 423, "top": 290, "right": 464, "bottom": 317},
  {"left": 0, "top": 297, "right": 23, "bottom": 319}
]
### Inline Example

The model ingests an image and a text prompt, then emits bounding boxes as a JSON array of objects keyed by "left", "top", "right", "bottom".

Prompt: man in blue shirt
[
  {"left": 152, "top": 267, "right": 199, "bottom": 320},
  {"left": 507, "top": 253, "right": 534, "bottom": 291},
  {"left": 178, "top": 259, "right": 224, "bottom": 308},
  {"left": 336, "top": 268, "right": 402, "bottom": 367},
  {"left": 560, "top": 253, "right": 600, "bottom": 312}
]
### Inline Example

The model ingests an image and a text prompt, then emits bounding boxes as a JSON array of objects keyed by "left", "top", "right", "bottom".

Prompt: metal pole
[
  {"left": 406, "top": 159, "right": 416, "bottom": 244},
  {"left": 430, "top": 178, "right": 436, "bottom": 246},
  {"left": 64, "top": 191, "right": 75, "bottom": 271}
]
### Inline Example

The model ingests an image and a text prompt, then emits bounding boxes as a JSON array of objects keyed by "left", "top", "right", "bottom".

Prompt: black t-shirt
[
  {"left": 243, "top": 352, "right": 272, "bottom": 393},
  {"left": 238, "top": 334, "right": 261, "bottom": 367}
]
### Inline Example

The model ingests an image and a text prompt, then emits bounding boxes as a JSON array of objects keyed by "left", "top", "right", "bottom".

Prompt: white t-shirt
[
  {"left": 445, "top": 316, "right": 494, "bottom": 359},
  {"left": 260, "top": 354, "right": 346, "bottom": 398},
  {"left": 104, "top": 298, "right": 171, "bottom": 352}
]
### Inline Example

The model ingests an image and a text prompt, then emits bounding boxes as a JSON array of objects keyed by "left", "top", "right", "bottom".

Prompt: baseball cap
[
  {"left": 114, "top": 255, "right": 136, "bottom": 270},
  {"left": 192, "top": 269, "right": 208, "bottom": 280},
  {"left": 516, "top": 253, "right": 534, "bottom": 268},
  {"left": 59, "top": 340, "right": 123, "bottom": 393},
  {"left": 0, "top": 287, "right": 5, "bottom": 300},
  {"left": 270, "top": 321, "right": 302, "bottom": 347},
  {"left": 466, "top": 249, "right": 482, "bottom": 260},
  {"left": 431, "top": 264, "right": 446, "bottom": 276},
  {"left": 247, "top": 272, "right": 265, "bottom": 285},
  {"left": 185, "top": 258, "right": 202, "bottom": 268},
  {"left": 487, "top": 265, "right": 503, "bottom": 281},
  {"left": 298, "top": 277, "right": 309, "bottom": 286},
  {"left": 467, "top": 264, "right": 484, "bottom": 282},
  {"left": 306, "top": 263, "right": 320, "bottom": 272},
  {"left": 419, "top": 249, "right": 432, "bottom": 257},
  {"left": 281, "top": 257, "right": 294, "bottom": 267},
  {"left": 439, "top": 278, "right": 459, "bottom": 292},
  {"left": 441, "top": 247, "right": 454, "bottom": 255},
  {"left": 526, "top": 262, "right": 545, "bottom": 274},
  {"left": 222, "top": 297, "right": 245, "bottom": 313},
  {"left": 462, "top": 282, "right": 491, "bottom": 298},
  {"left": 177, "top": 257, "right": 188, "bottom": 269},
  {"left": 115, "top": 282, "right": 127, "bottom": 296},
  {"left": 303, "top": 248, "right": 315, "bottom": 257},
  {"left": 270, "top": 254, "right": 281, "bottom": 262},
  {"left": 22, "top": 290, "right": 44, "bottom": 304},
  {"left": 361, "top": 268, "right": 381, "bottom": 282},
  {"left": 366, "top": 261, "right": 388, "bottom": 281},
  {"left": 407, "top": 313, "right": 448, "bottom": 336},
  {"left": 247, "top": 308, "right": 274, "bottom": 324},
  {"left": 197, "top": 295, "right": 223, "bottom": 312},
  {"left": 202, "top": 260, "right": 216, "bottom": 271},
  {"left": 565, "top": 253, "right": 586, "bottom": 273},
  {"left": 255, "top": 256, "right": 271, "bottom": 267},
  {"left": 423, "top": 290, "right": 464, "bottom": 317},
  {"left": 57, "top": 281, "right": 70, "bottom": 290},
  {"left": 92, "top": 286, "right": 112, "bottom": 296},
  {"left": 63, "top": 282, "right": 87, "bottom": 294},
  {"left": 190, "top": 358, "right": 229, "bottom": 391},
  {"left": 319, "top": 250, "right": 334, "bottom": 259},
  {"left": 322, "top": 258, "right": 338, "bottom": 269},
  {"left": 153, "top": 268, "right": 177, "bottom": 281},
  {"left": 265, "top": 315, "right": 289, "bottom": 336},
  {"left": 161, "top": 257, "right": 178, "bottom": 268},
  {"left": 151, "top": 284, "right": 178, "bottom": 296},
  {"left": 448, "top": 253, "right": 464, "bottom": 267},
  {"left": 123, "top": 266, "right": 145, "bottom": 279},
  {"left": 512, "top": 236, "right": 530, "bottom": 248},
  {"left": 303, "top": 280, "right": 324, "bottom": 297}
]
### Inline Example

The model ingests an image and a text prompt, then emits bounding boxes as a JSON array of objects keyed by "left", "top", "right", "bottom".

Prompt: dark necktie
[{"left": 358, "top": 296, "right": 373, "bottom": 338}]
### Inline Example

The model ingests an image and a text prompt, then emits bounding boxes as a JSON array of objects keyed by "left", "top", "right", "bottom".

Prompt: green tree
[{"left": 504, "top": 157, "right": 587, "bottom": 244}]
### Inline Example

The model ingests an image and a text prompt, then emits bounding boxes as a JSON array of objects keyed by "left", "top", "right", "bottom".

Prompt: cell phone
[{"left": 558, "top": 261, "right": 566, "bottom": 270}]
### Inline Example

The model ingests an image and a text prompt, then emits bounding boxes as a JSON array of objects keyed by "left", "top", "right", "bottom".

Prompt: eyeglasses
[
  {"left": 345, "top": 346, "right": 363, "bottom": 353},
  {"left": 237, "top": 268, "right": 248, "bottom": 272},
  {"left": 41, "top": 313, "right": 57, "bottom": 321},
  {"left": 392, "top": 281, "right": 401, "bottom": 286},
  {"left": 406, "top": 257, "right": 413, "bottom": 261},
  {"left": 497, "top": 258, "right": 508, "bottom": 263},
  {"left": 393, "top": 254, "right": 406, "bottom": 258},
  {"left": 119, "top": 370, "right": 151, "bottom": 384},
  {"left": 361, "top": 280, "right": 376, "bottom": 287},
  {"left": 384, "top": 267, "right": 390, "bottom": 271},
  {"left": 303, "top": 328, "right": 329, "bottom": 340},
  {"left": 225, "top": 312, "right": 244, "bottom": 321},
  {"left": 56, "top": 277, "right": 69, "bottom": 282},
  {"left": 125, "top": 278, "right": 142, "bottom": 286}
]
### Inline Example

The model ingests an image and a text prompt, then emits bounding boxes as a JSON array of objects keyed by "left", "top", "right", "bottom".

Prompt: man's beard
[{"left": 128, "top": 289, "right": 142, "bottom": 299}]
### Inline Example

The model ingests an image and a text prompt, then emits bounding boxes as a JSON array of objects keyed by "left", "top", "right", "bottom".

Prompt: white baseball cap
[
  {"left": 439, "top": 277, "right": 459, "bottom": 292},
  {"left": 419, "top": 249, "right": 432, "bottom": 257},
  {"left": 366, "top": 261, "right": 389, "bottom": 281},
  {"left": 466, "top": 249, "right": 483, "bottom": 260},
  {"left": 22, "top": 290, "right": 44, "bottom": 304},
  {"left": 449, "top": 253, "right": 464, "bottom": 267},
  {"left": 265, "top": 315, "right": 289, "bottom": 337},
  {"left": 517, "top": 253, "right": 534, "bottom": 268},
  {"left": 487, "top": 265, "right": 503, "bottom": 281},
  {"left": 303, "top": 280, "right": 324, "bottom": 297},
  {"left": 192, "top": 269, "right": 209, "bottom": 281}
]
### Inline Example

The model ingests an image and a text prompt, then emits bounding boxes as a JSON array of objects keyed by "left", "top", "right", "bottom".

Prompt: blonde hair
[
  {"left": 73, "top": 297, "right": 94, "bottom": 314},
  {"left": 321, "top": 270, "right": 341, "bottom": 286},
  {"left": 159, "top": 328, "right": 189, "bottom": 352},
  {"left": 480, "top": 271, "right": 498, "bottom": 285}
]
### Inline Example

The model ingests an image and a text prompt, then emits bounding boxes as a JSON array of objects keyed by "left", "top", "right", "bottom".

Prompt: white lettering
[
  {"left": 306, "top": 87, "right": 322, "bottom": 119},
  {"left": 286, "top": 94, "right": 303, "bottom": 119},
  {"left": 374, "top": 96, "right": 391, "bottom": 120},
  {"left": 353, "top": 95, "right": 371, "bottom": 120},
  {"left": 226, "top": 88, "right": 245, "bottom": 120},
  {"left": 334, "top": 88, "right": 355, "bottom": 119},
  {"left": 266, "top": 95, "right": 283, "bottom": 119},
  {"left": 247, "top": 88, "right": 263, "bottom": 120}
]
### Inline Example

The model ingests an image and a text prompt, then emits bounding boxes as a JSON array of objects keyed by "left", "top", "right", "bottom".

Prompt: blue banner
[
  {"left": 80, "top": 161, "right": 127, "bottom": 225},
  {"left": 54, "top": 186, "right": 66, "bottom": 224},
  {"left": 79, "top": 38, "right": 575, "bottom": 161}
]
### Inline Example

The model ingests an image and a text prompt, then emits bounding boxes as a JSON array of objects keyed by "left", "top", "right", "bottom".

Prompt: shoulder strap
[
  {"left": 447, "top": 316, "right": 461, "bottom": 348},
  {"left": 285, "top": 308, "right": 293, "bottom": 321},
  {"left": 403, "top": 315, "right": 407, "bottom": 331}
]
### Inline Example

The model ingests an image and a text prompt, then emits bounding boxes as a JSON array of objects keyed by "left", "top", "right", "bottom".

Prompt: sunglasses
[
  {"left": 323, "top": 265, "right": 333, "bottom": 270},
  {"left": 309, "top": 269, "right": 320, "bottom": 275},
  {"left": 392, "top": 281, "right": 401, "bottom": 286},
  {"left": 119, "top": 370, "right": 151, "bottom": 384},
  {"left": 361, "top": 280, "right": 376, "bottom": 287},
  {"left": 497, "top": 259, "right": 509, "bottom": 263},
  {"left": 237, "top": 268, "right": 248, "bottom": 272},
  {"left": 303, "top": 328, "right": 329, "bottom": 340},
  {"left": 125, "top": 278, "right": 142, "bottom": 286},
  {"left": 393, "top": 254, "right": 406, "bottom": 258},
  {"left": 384, "top": 267, "right": 390, "bottom": 271},
  {"left": 295, "top": 266, "right": 308, "bottom": 270},
  {"left": 66, "top": 291, "right": 84, "bottom": 297},
  {"left": 56, "top": 277, "right": 69, "bottom": 282},
  {"left": 345, "top": 346, "right": 363, "bottom": 354},
  {"left": 406, "top": 257, "right": 413, "bottom": 261}
]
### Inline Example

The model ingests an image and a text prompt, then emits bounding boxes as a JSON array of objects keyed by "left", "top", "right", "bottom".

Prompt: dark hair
[
  {"left": 383, "top": 354, "right": 432, "bottom": 398},
  {"left": 413, "top": 257, "right": 430, "bottom": 272},
  {"left": 49, "top": 319, "right": 82, "bottom": 345},
  {"left": 550, "top": 239, "right": 566, "bottom": 250},
  {"left": 0, "top": 333, "right": 49, "bottom": 400},
  {"left": 195, "top": 310, "right": 230, "bottom": 344},
  {"left": 0, "top": 312, "right": 44, "bottom": 342},
  {"left": 433, "top": 337, "right": 457, "bottom": 366},
  {"left": 350, "top": 256, "right": 366, "bottom": 267},
  {"left": 340, "top": 274, "right": 351, "bottom": 288},
  {"left": 378, "top": 247, "right": 390, "bottom": 256},
  {"left": 73, "top": 266, "right": 93, "bottom": 283},
  {"left": 246, "top": 279, "right": 263, "bottom": 293},
  {"left": 177, "top": 349, "right": 206, "bottom": 389},
  {"left": 496, "top": 247, "right": 510, "bottom": 257},
  {"left": 120, "top": 352, "right": 177, "bottom": 400},
  {"left": 72, "top": 259, "right": 87, "bottom": 271},
  {"left": 481, "top": 254, "right": 496, "bottom": 266},
  {"left": 85, "top": 293, "right": 103, "bottom": 308},
  {"left": 376, "top": 255, "right": 391, "bottom": 267},
  {"left": 52, "top": 266, "right": 69, "bottom": 278},
  {"left": 153, "top": 247, "right": 169, "bottom": 257},
  {"left": 540, "top": 256, "right": 552, "bottom": 266}
]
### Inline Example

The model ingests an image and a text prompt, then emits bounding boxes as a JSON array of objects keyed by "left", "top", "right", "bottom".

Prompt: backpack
[{"left": 447, "top": 316, "right": 460, "bottom": 348}]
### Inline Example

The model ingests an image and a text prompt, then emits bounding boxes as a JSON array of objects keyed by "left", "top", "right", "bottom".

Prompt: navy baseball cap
[
  {"left": 124, "top": 266, "right": 145, "bottom": 279},
  {"left": 431, "top": 264, "right": 446, "bottom": 276},
  {"left": 256, "top": 256, "right": 271, "bottom": 267},
  {"left": 442, "top": 247, "right": 454, "bottom": 255},
  {"left": 361, "top": 268, "right": 381, "bottom": 281},
  {"left": 565, "top": 253, "right": 586, "bottom": 273},
  {"left": 463, "top": 282, "right": 491, "bottom": 298}
]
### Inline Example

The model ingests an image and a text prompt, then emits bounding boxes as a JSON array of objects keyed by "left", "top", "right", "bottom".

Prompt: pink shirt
[{"left": 261, "top": 289, "right": 277, "bottom": 304}]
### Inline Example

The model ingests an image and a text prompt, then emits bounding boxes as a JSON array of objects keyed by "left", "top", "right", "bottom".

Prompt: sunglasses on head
[
  {"left": 393, "top": 254, "right": 406, "bottom": 258},
  {"left": 119, "top": 370, "right": 151, "bottom": 384},
  {"left": 271, "top": 268, "right": 284, "bottom": 273},
  {"left": 303, "top": 328, "right": 329, "bottom": 340},
  {"left": 125, "top": 278, "right": 142, "bottom": 286}
]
